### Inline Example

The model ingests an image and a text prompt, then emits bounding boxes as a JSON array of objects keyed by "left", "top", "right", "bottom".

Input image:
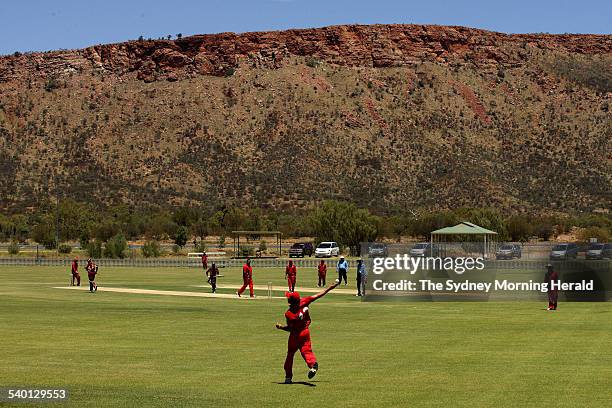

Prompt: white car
[{"left": 315, "top": 242, "right": 340, "bottom": 258}]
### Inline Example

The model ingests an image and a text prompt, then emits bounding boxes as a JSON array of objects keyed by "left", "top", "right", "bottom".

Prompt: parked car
[
  {"left": 368, "top": 242, "right": 388, "bottom": 258},
  {"left": 288, "top": 242, "right": 314, "bottom": 257},
  {"left": 603, "top": 243, "right": 612, "bottom": 259},
  {"left": 409, "top": 243, "right": 437, "bottom": 257},
  {"left": 549, "top": 243, "right": 579, "bottom": 260},
  {"left": 585, "top": 243, "right": 608, "bottom": 260},
  {"left": 315, "top": 242, "right": 340, "bottom": 258},
  {"left": 495, "top": 243, "right": 522, "bottom": 260}
]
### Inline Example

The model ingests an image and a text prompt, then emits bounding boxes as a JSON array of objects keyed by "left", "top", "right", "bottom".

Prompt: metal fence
[
  {"left": 0, "top": 256, "right": 609, "bottom": 273},
  {"left": 0, "top": 257, "right": 331, "bottom": 269}
]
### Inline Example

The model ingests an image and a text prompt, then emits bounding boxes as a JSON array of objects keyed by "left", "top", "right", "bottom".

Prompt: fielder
[
  {"left": 201, "top": 252, "right": 208, "bottom": 270},
  {"left": 237, "top": 258, "right": 254, "bottom": 298},
  {"left": 285, "top": 260, "right": 297, "bottom": 292},
  {"left": 275, "top": 282, "right": 339, "bottom": 384},
  {"left": 317, "top": 260, "right": 327, "bottom": 287},
  {"left": 70, "top": 256, "right": 80, "bottom": 286},
  {"left": 544, "top": 263, "right": 559, "bottom": 310},
  {"left": 86, "top": 259, "right": 98, "bottom": 292}
]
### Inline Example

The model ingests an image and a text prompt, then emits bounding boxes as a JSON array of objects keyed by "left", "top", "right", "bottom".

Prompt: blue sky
[{"left": 0, "top": 0, "right": 610, "bottom": 54}]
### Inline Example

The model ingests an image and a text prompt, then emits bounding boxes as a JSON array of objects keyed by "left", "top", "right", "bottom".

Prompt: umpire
[
  {"left": 336, "top": 256, "right": 349, "bottom": 285},
  {"left": 356, "top": 259, "right": 367, "bottom": 296}
]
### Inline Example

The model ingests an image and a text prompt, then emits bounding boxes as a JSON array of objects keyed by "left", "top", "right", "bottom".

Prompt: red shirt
[
  {"left": 317, "top": 264, "right": 327, "bottom": 275},
  {"left": 243, "top": 264, "right": 252, "bottom": 280},
  {"left": 71, "top": 261, "right": 78, "bottom": 274},
  {"left": 285, "top": 296, "right": 314, "bottom": 333},
  {"left": 286, "top": 264, "right": 297, "bottom": 277},
  {"left": 201, "top": 255, "right": 208, "bottom": 264}
]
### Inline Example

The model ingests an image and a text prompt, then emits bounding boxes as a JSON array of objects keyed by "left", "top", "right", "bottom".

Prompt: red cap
[{"left": 286, "top": 291, "right": 300, "bottom": 302}]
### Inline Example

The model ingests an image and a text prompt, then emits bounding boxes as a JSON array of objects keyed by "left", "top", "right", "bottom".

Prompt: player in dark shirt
[{"left": 206, "top": 262, "right": 219, "bottom": 293}]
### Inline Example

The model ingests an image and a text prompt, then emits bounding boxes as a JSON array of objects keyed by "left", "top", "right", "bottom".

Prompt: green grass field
[{"left": 1, "top": 265, "right": 611, "bottom": 407}]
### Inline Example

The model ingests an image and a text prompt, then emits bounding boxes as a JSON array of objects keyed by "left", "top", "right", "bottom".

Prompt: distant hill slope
[{"left": 0, "top": 24, "right": 610, "bottom": 214}]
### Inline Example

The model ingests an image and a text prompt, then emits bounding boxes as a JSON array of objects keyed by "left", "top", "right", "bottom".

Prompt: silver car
[
  {"left": 409, "top": 243, "right": 436, "bottom": 257},
  {"left": 585, "top": 243, "right": 606, "bottom": 260},
  {"left": 549, "top": 243, "right": 579, "bottom": 260}
]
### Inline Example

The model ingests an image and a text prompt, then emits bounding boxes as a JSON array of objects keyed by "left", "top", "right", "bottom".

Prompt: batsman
[{"left": 275, "top": 281, "right": 339, "bottom": 384}]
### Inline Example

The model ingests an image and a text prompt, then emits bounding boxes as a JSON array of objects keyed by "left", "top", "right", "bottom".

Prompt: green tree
[
  {"left": 175, "top": 226, "right": 188, "bottom": 248},
  {"left": 142, "top": 241, "right": 161, "bottom": 258},
  {"left": 577, "top": 227, "right": 610, "bottom": 244},
  {"left": 32, "top": 217, "right": 57, "bottom": 249},
  {"left": 104, "top": 233, "right": 127, "bottom": 259},
  {"left": 8, "top": 240, "right": 19, "bottom": 255},
  {"left": 190, "top": 219, "right": 209, "bottom": 241},
  {"left": 309, "top": 200, "right": 379, "bottom": 255},
  {"left": 87, "top": 240, "right": 103, "bottom": 258},
  {"left": 258, "top": 240, "right": 267, "bottom": 252},
  {"left": 505, "top": 215, "right": 533, "bottom": 242}
]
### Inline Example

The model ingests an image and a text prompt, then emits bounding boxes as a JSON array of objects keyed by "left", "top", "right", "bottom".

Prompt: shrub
[
  {"left": 7, "top": 241, "right": 19, "bottom": 255},
  {"left": 87, "top": 240, "right": 103, "bottom": 258},
  {"left": 195, "top": 241, "right": 207, "bottom": 253},
  {"left": 505, "top": 216, "right": 533, "bottom": 242},
  {"left": 534, "top": 221, "right": 554, "bottom": 241},
  {"left": 142, "top": 241, "right": 161, "bottom": 258},
  {"left": 104, "top": 233, "right": 127, "bottom": 259},
  {"left": 58, "top": 243, "right": 72, "bottom": 254},
  {"left": 577, "top": 227, "right": 610, "bottom": 244},
  {"left": 306, "top": 57, "right": 320, "bottom": 68},
  {"left": 224, "top": 67, "right": 236, "bottom": 77},
  {"left": 240, "top": 247, "right": 254, "bottom": 257},
  {"left": 174, "top": 226, "right": 188, "bottom": 248},
  {"left": 44, "top": 75, "right": 60, "bottom": 92},
  {"left": 172, "top": 244, "right": 180, "bottom": 254}
]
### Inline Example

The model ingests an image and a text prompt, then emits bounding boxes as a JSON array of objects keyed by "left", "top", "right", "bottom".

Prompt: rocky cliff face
[
  {"left": 0, "top": 25, "right": 610, "bottom": 214},
  {"left": 2, "top": 25, "right": 611, "bottom": 83}
]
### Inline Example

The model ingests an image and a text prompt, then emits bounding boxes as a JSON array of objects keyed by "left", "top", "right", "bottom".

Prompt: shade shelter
[
  {"left": 231, "top": 230, "right": 282, "bottom": 258},
  {"left": 430, "top": 222, "right": 498, "bottom": 259}
]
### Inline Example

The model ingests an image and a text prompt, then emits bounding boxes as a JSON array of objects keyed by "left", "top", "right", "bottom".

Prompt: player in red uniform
[
  {"left": 285, "top": 260, "right": 297, "bottom": 292},
  {"left": 86, "top": 259, "right": 98, "bottom": 292},
  {"left": 201, "top": 252, "right": 208, "bottom": 270},
  {"left": 237, "top": 258, "right": 254, "bottom": 298},
  {"left": 70, "top": 257, "right": 80, "bottom": 286},
  {"left": 317, "top": 260, "right": 327, "bottom": 287},
  {"left": 544, "top": 264, "right": 559, "bottom": 310},
  {"left": 275, "top": 281, "right": 339, "bottom": 384}
]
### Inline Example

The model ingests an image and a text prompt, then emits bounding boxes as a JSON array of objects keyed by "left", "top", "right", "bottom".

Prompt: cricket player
[
  {"left": 206, "top": 262, "right": 219, "bottom": 293},
  {"left": 285, "top": 260, "right": 297, "bottom": 292},
  {"left": 356, "top": 258, "right": 367, "bottom": 296},
  {"left": 336, "top": 256, "right": 348, "bottom": 285},
  {"left": 86, "top": 259, "right": 98, "bottom": 292},
  {"left": 317, "top": 260, "right": 327, "bottom": 287},
  {"left": 237, "top": 258, "right": 254, "bottom": 298},
  {"left": 70, "top": 257, "right": 80, "bottom": 286},
  {"left": 275, "top": 281, "right": 339, "bottom": 384},
  {"left": 201, "top": 252, "right": 208, "bottom": 270},
  {"left": 544, "top": 263, "right": 559, "bottom": 310}
]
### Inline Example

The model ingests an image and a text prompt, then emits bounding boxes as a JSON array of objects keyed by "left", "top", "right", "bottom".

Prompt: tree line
[{"left": 0, "top": 199, "right": 610, "bottom": 257}]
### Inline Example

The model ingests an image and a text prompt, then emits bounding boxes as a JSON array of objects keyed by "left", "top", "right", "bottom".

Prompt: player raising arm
[{"left": 275, "top": 281, "right": 339, "bottom": 384}]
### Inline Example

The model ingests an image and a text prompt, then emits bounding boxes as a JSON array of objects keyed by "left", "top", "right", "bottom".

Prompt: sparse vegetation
[{"left": 142, "top": 240, "right": 161, "bottom": 258}]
